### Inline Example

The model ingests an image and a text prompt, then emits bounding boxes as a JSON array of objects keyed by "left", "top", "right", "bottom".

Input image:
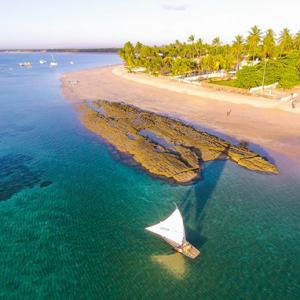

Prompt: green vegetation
[
  {"left": 119, "top": 26, "right": 300, "bottom": 89},
  {"left": 235, "top": 52, "right": 300, "bottom": 89}
]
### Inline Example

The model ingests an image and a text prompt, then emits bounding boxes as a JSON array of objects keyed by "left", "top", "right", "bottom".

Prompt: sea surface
[{"left": 0, "top": 53, "right": 299, "bottom": 300}]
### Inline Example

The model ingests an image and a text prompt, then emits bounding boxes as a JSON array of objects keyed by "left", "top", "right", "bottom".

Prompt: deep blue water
[{"left": 0, "top": 53, "right": 300, "bottom": 300}]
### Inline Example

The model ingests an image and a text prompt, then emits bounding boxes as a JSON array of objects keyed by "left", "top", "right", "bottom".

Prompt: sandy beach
[{"left": 61, "top": 65, "right": 300, "bottom": 163}]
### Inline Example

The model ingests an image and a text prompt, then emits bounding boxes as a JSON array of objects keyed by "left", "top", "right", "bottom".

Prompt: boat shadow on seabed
[
  {"left": 180, "top": 152, "right": 228, "bottom": 250},
  {"left": 151, "top": 154, "right": 228, "bottom": 277}
]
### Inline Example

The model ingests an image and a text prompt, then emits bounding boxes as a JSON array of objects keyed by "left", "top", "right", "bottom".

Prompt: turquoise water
[{"left": 0, "top": 53, "right": 300, "bottom": 300}]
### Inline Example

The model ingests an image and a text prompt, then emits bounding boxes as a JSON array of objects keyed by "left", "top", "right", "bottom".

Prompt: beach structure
[{"left": 146, "top": 204, "right": 200, "bottom": 259}]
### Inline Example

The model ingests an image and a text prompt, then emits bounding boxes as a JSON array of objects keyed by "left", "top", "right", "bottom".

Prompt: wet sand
[{"left": 61, "top": 65, "right": 300, "bottom": 163}]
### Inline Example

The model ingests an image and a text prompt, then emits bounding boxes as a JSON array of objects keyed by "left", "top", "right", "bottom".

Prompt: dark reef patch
[
  {"left": 0, "top": 154, "right": 41, "bottom": 201},
  {"left": 40, "top": 181, "right": 53, "bottom": 188}
]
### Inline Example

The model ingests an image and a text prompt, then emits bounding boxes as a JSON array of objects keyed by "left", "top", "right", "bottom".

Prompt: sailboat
[
  {"left": 50, "top": 54, "right": 57, "bottom": 66},
  {"left": 145, "top": 204, "right": 200, "bottom": 259}
]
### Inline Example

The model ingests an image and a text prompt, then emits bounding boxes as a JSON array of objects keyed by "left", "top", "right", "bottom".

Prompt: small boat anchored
[
  {"left": 40, "top": 60, "right": 47, "bottom": 64},
  {"left": 50, "top": 54, "right": 57, "bottom": 66},
  {"left": 145, "top": 204, "right": 200, "bottom": 259}
]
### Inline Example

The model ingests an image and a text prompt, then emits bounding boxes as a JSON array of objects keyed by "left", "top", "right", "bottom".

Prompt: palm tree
[
  {"left": 260, "top": 29, "right": 276, "bottom": 59},
  {"left": 278, "top": 28, "right": 293, "bottom": 56},
  {"left": 223, "top": 55, "right": 235, "bottom": 73},
  {"left": 232, "top": 35, "right": 244, "bottom": 70},
  {"left": 120, "top": 41, "right": 135, "bottom": 66},
  {"left": 214, "top": 55, "right": 223, "bottom": 72},
  {"left": 203, "top": 43, "right": 210, "bottom": 56},
  {"left": 188, "top": 35, "right": 195, "bottom": 58},
  {"left": 247, "top": 25, "right": 262, "bottom": 64},
  {"left": 223, "top": 44, "right": 231, "bottom": 56},
  {"left": 134, "top": 42, "right": 143, "bottom": 57},
  {"left": 202, "top": 55, "right": 214, "bottom": 78},
  {"left": 195, "top": 38, "right": 203, "bottom": 58},
  {"left": 212, "top": 37, "right": 222, "bottom": 55},
  {"left": 264, "top": 29, "right": 276, "bottom": 46},
  {"left": 293, "top": 30, "right": 300, "bottom": 50}
]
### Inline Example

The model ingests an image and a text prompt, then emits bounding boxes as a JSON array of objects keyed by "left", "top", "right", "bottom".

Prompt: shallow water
[{"left": 0, "top": 53, "right": 300, "bottom": 300}]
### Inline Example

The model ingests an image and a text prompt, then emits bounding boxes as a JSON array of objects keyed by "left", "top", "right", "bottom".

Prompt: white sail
[
  {"left": 50, "top": 54, "right": 58, "bottom": 66},
  {"left": 145, "top": 205, "right": 186, "bottom": 245}
]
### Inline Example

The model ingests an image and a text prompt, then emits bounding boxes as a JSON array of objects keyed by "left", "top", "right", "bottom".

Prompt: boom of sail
[{"left": 145, "top": 204, "right": 200, "bottom": 259}]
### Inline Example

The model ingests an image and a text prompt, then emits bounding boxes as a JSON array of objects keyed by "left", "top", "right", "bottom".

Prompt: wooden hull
[{"left": 162, "top": 237, "right": 200, "bottom": 259}]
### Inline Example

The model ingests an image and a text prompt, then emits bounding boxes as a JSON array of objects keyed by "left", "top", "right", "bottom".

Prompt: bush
[{"left": 234, "top": 52, "right": 300, "bottom": 89}]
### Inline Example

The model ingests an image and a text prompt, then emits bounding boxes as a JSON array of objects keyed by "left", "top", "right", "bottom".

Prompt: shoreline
[
  {"left": 112, "top": 66, "right": 300, "bottom": 113},
  {"left": 61, "top": 65, "right": 300, "bottom": 164}
]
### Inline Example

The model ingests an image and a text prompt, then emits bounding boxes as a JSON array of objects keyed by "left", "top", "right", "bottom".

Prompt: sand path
[{"left": 61, "top": 65, "right": 300, "bottom": 163}]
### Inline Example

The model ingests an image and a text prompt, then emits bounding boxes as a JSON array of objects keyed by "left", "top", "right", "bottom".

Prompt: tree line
[{"left": 118, "top": 26, "right": 300, "bottom": 88}]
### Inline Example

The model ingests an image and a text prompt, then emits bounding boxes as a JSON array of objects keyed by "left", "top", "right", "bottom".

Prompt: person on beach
[
  {"left": 291, "top": 101, "right": 295, "bottom": 109},
  {"left": 290, "top": 97, "right": 295, "bottom": 109}
]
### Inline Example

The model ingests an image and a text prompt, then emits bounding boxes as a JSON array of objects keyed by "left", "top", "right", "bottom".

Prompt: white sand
[{"left": 61, "top": 65, "right": 300, "bottom": 163}]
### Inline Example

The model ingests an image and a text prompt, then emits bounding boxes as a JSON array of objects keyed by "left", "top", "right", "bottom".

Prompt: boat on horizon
[
  {"left": 40, "top": 60, "right": 47, "bottom": 64},
  {"left": 19, "top": 63, "right": 24, "bottom": 66},
  {"left": 49, "top": 54, "right": 57, "bottom": 66},
  {"left": 24, "top": 62, "right": 32, "bottom": 66},
  {"left": 145, "top": 204, "right": 200, "bottom": 259}
]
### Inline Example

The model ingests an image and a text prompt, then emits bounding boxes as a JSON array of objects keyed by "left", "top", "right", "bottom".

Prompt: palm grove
[{"left": 119, "top": 26, "right": 300, "bottom": 89}]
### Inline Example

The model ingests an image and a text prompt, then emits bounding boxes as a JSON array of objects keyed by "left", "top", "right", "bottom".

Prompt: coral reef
[{"left": 78, "top": 100, "right": 278, "bottom": 184}]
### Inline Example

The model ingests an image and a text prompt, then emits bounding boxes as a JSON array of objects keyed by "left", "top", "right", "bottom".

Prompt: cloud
[{"left": 161, "top": 4, "right": 190, "bottom": 11}]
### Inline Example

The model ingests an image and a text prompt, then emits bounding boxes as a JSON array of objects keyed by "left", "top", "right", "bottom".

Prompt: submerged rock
[{"left": 77, "top": 100, "right": 278, "bottom": 184}]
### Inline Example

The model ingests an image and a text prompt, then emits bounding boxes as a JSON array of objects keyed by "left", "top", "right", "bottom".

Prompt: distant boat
[
  {"left": 70, "top": 62, "right": 74, "bottom": 64},
  {"left": 24, "top": 62, "right": 32, "bottom": 66},
  {"left": 19, "top": 63, "right": 24, "bottom": 66},
  {"left": 145, "top": 204, "right": 200, "bottom": 259},
  {"left": 50, "top": 54, "right": 57, "bottom": 66},
  {"left": 40, "top": 60, "right": 47, "bottom": 64},
  {"left": 9, "top": 68, "right": 15, "bottom": 71}
]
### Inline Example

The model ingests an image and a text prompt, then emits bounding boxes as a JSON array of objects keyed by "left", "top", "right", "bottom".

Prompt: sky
[{"left": 0, "top": 0, "right": 299, "bottom": 49}]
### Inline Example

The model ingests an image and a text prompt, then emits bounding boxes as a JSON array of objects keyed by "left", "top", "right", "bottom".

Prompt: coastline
[{"left": 61, "top": 65, "right": 300, "bottom": 164}]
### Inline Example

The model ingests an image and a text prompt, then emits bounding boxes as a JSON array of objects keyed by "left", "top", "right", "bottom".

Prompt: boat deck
[{"left": 163, "top": 237, "right": 200, "bottom": 259}]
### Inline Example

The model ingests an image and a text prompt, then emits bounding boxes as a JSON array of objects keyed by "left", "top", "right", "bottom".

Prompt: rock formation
[{"left": 77, "top": 100, "right": 278, "bottom": 184}]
